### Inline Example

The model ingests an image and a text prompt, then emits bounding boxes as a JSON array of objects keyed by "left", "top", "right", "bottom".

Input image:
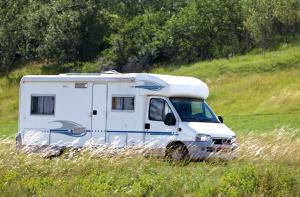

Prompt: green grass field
[{"left": 0, "top": 44, "right": 299, "bottom": 196}]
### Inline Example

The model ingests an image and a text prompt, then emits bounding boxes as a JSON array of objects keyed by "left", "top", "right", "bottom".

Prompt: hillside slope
[
  {"left": 0, "top": 44, "right": 300, "bottom": 136},
  {"left": 154, "top": 44, "right": 300, "bottom": 133}
]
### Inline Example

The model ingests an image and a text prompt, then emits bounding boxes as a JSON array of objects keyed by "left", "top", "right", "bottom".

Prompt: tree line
[{"left": 0, "top": 0, "right": 299, "bottom": 74}]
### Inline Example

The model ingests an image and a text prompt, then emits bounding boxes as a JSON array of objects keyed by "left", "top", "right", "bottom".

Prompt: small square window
[
  {"left": 31, "top": 96, "right": 55, "bottom": 115},
  {"left": 112, "top": 97, "right": 134, "bottom": 111}
]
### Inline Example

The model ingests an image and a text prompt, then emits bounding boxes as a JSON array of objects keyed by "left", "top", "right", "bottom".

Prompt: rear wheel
[
  {"left": 165, "top": 143, "right": 190, "bottom": 165},
  {"left": 16, "top": 133, "right": 22, "bottom": 152}
]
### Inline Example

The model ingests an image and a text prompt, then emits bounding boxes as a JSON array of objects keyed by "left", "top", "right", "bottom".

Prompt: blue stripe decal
[
  {"left": 134, "top": 80, "right": 165, "bottom": 91},
  {"left": 106, "top": 130, "right": 178, "bottom": 136},
  {"left": 49, "top": 129, "right": 178, "bottom": 136},
  {"left": 50, "top": 129, "right": 92, "bottom": 137},
  {"left": 50, "top": 129, "right": 93, "bottom": 132},
  {"left": 50, "top": 129, "right": 70, "bottom": 131},
  {"left": 134, "top": 85, "right": 164, "bottom": 91}
]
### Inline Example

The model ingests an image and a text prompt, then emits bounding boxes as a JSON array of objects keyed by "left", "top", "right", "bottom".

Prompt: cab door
[{"left": 144, "top": 97, "right": 177, "bottom": 149}]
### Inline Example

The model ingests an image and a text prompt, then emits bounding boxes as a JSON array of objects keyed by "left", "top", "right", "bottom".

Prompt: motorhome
[{"left": 17, "top": 71, "right": 237, "bottom": 161}]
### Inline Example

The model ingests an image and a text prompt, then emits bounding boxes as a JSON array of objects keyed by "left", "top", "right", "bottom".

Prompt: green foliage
[
  {"left": 218, "top": 165, "right": 298, "bottom": 196},
  {"left": 102, "top": 0, "right": 249, "bottom": 71},
  {"left": 243, "top": 0, "right": 300, "bottom": 48},
  {"left": 165, "top": 0, "right": 246, "bottom": 62},
  {"left": 0, "top": 0, "right": 113, "bottom": 73},
  {"left": 0, "top": 121, "right": 17, "bottom": 137},
  {"left": 1, "top": 0, "right": 299, "bottom": 73},
  {"left": 103, "top": 11, "right": 169, "bottom": 71},
  {"left": 30, "top": 0, "right": 112, "bottom": 63},
  {"left": 219, "top": 166, "right": 259, "bottom": 196},
  {"left": 81, "top": 63, "right": 101, "bottom": 73},
  {"left": 0, "top": 0, "right": 28, "bottom": 73}
]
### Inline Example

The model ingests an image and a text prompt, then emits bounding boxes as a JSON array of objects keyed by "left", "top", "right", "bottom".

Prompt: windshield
[{"left": 169, "top": 98, "right": 220, "bottom": 123}]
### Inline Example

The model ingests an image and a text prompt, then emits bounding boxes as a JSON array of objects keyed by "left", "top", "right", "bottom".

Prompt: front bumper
[{"left": 182, "top": 141, "right": 238, "bottom": 161}]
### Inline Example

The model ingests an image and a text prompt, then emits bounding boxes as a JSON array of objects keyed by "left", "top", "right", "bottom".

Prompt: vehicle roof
[{"left": 21, "top": 72, "right": 209, "bottom": 99}]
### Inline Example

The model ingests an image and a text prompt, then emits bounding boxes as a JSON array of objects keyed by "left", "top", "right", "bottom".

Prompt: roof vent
[
  {"left": 101, "top": 70, "right": 120, "bottom": 74},
  {"left": 75, "top": 82, "right": 88, "bottom": 88}
]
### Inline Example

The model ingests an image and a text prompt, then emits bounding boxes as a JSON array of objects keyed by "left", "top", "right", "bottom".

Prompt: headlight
[
  {"left": 230, "top": 136, "right": 237, "bottom": 144},
  {"left": 195, "top": 134, "right": 212, "bottom": 142}
]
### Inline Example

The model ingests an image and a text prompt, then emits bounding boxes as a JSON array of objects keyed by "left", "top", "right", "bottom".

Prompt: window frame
[
  {"left": 111, "top": 95, "right": 135, "bottom": 112},
  {"left": 30, "top": 94, "right": 56, "bottom": 116},
  {"left": 148, "top": 98, "right": 173, "bottom": 122}
]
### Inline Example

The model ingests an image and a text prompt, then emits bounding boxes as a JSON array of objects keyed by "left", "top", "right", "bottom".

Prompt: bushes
[
  {"left": 0, "top": 0, "right": 28, "bottom": 74},
  {"left": 0, "top": 0, "right": 112, "bottom": 74},
  {"left": 165, "top": 0, "right": 246, "bottom": 62},
  {"left": 27, "top": 0, "right": 112, "bottom": 64},
  {"left": 103, "top": 11, "right": 169, "bottom": 72},
  {"left": 106, "top": 0, "right": 300, "bottom": 71},
  {"left": 243, "top": 0, "right": 300, "bottom": 49},
  {"left": 103, "top": 0, "right": 248, "bottom": 71},
  {"left": 0, "top": 0, "right": 299, "bottom": 73}
]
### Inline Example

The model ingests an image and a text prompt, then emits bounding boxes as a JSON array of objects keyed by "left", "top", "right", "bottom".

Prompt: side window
[
  {"left": 149, "top": 98, "right": 172, "bottom": 121},
  {"left": 203, "top": 103, "right": 213, "bottom": 119},
  {"left": 31, "top": 96, "right": 55, "bottom": 115},
  {"left": 112, "top": 97, "right": 134, "bottom": 111}
]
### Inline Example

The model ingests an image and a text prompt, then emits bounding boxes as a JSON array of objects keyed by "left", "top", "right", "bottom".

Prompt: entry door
[
  {"left": 145, "top": 97, "right": 177, "bottom": 149},
  {"left": 91, "top": 84, "right": 107, "bottom": 144}
]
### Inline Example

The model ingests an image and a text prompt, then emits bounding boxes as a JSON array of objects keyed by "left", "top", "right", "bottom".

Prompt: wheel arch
[{"left": 165, "top": 141, "right": 189, "bottom": 156}]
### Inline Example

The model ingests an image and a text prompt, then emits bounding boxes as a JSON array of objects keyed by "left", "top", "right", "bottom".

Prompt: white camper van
[{"left": 17, "top": 72, "right": 237, "bottom": 161}]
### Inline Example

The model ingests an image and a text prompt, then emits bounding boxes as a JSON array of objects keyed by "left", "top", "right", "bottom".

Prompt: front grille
[
  {"left": 212, "top": 138, "right": 231, "bottom": 145},
  {"left": 207, "top": 147, "right": 232, "bottom": 152}
]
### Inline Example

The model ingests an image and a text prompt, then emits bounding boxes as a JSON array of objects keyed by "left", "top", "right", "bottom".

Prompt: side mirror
[
  {"left": 164, "top": 113, "right": 176, "bottom": 126},
  {"left": 218, "top": 116, "right": 223, "bottom": 123}
]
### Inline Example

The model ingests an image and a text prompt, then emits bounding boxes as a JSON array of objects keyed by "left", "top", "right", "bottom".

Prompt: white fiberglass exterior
[{"left": 18, "top": 72, "right": 236, "bottom": 160}]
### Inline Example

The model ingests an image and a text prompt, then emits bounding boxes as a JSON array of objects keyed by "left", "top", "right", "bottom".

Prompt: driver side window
[{"left": 149, "top": 98, "right": 172, "bottom": 121}]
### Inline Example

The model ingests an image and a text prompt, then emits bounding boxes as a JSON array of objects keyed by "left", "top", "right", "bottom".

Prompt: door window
[{"left": 149, "top": 98, "right": 172, "bottom": 121}]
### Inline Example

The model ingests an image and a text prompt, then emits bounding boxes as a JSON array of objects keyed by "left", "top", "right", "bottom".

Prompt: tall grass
[{"left": 0, "top": 128, "right": 299, "bottom": 196}]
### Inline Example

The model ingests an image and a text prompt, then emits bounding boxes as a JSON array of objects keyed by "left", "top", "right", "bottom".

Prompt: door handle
[
  {"left": 145, "top": 123, "right": 150, "bottom": 129},
  {"left": 93, "top": 110, "right": 97, "bottom": 115}
]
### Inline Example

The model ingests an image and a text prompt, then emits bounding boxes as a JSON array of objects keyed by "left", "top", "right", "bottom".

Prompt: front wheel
[{"left": 165, "top": 144, "right": 190, "bottom": 165}]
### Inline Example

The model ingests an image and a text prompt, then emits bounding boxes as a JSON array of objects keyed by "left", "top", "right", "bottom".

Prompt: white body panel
[{"left": 18, "top": 72, "right": 236, "bottom": 159}]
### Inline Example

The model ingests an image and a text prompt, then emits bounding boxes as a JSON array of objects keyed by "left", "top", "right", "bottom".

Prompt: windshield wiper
[
  {"left": 199, "top": 119, "right": 219, "bottom": 123},
  {"left": 183, "top": 117, "right": 198, "bottom": 121}
]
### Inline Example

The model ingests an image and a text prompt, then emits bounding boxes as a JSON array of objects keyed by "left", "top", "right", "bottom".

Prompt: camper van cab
[{"left": 17, "top": 72, "right": 237, "bottom": 161}]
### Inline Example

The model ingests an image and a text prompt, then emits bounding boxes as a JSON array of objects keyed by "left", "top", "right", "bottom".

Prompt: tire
[
  {"left": 165, "top": 143, "right": 190, "bottom": 165},
  {"left": 42, "top": 146, "right": 65, "bottom": 159},
  {"left": 16, "top": 133, "right": 22, "bottom": 152}
]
